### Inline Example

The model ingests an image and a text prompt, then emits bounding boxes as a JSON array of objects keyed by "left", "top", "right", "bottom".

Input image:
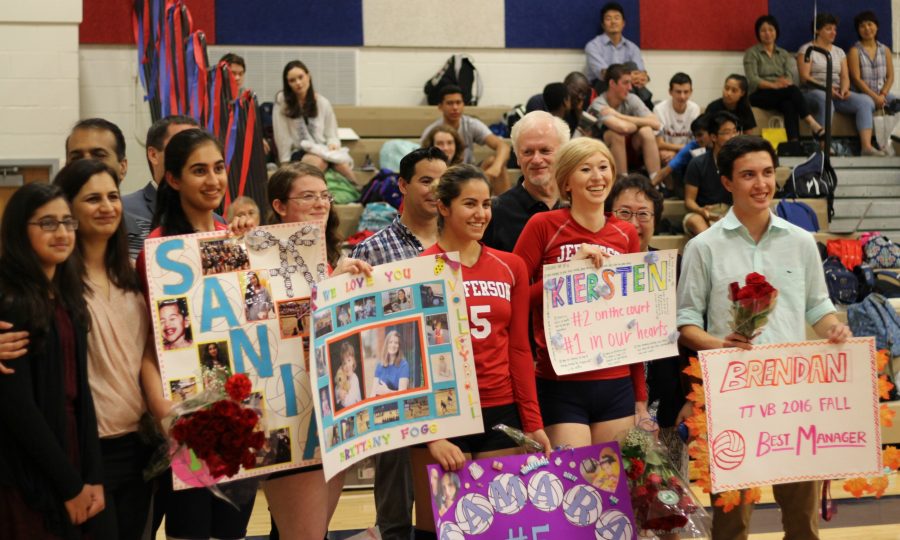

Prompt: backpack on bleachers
[
  {"left": 379, "top": 140, "right": 419, "bottom": 172},
  {"left": 360, "top": 169, "right": 403, "bottom": 209},
  {"left": 823, "top": 256, "right": 858, "bottom": 305},
  {"left": 826, "top": 239, "right": 862, "bottom": 270},
  {"left": 875, "top": 270, "right": 900, "bottom": 298},
  {"left": 854, "top": 263, "right": 876, "bottom": 301},
  {"left": 324, "top": 169, "right": 360, "bottom": 205},
  {"left": 356, "top": 202, "right": 397, "bottom": 233},
  {"left": 848, "top": 293, "right": 900, "bottom": 357},
  {"left": 424, "top": 54, "right": 483, "bottom": 106},
  {"left": 863, "top": 234, "right": 900, "bottom": 268},
  {"left": 775, "top": 198, "right": 819, "bottom": 232},
  {"left": 781, "top": 151, "right": 836, "bottom": 221}
]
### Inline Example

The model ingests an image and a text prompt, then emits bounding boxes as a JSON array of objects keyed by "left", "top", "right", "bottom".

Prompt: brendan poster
[
  {"left": 700, "top": 337, "right": 882, "bottom": 492},
  {"left": 145, "top": 222, "right": 326, "bottom": 488},
  {"left": 427, "top": 443, "right": 637, "bottom": 540},
  {"left": 542, "top": 250, "right": 678, "bottom": 376},
  {"left": 310, "top": 254, "right": 483, "bottom": 480}
]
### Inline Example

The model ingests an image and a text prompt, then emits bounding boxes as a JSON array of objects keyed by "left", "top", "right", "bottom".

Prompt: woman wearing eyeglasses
[
  {"left": 513, "top": 137, "right": 648, "bottom": 452},
  {"left": 0, "top": 182, "right": 105, "bottom": 538},
  {"left": 605, "top": 174, "right": 692, "bottom": 505},
  {"left": 265, "top": 161, "right": 371, "bottom": 540}
]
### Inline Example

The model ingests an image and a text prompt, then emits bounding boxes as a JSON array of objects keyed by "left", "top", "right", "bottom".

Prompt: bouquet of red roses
[
  {"left": 729, "top": 272, "right": 778, "bottom": 340},
  {"left": 621, "top": 425, "right": 711, "bottom": 537}
]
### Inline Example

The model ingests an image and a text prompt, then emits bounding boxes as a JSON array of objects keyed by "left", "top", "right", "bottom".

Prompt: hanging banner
[
  {"left": 145, "top": 222, "right": 326, "bottom": 488},
  {"left": 427, "top": 443, "right": 637, "bottom": 539},
  {"left": 700, "top": 337, "right": 882, "bottom": 492},
  {"left": 542, "top": 250, "right": 678, "bottom": 376},
  {"left": 311, "top": 254, "right": 483, "bottom": 480}
]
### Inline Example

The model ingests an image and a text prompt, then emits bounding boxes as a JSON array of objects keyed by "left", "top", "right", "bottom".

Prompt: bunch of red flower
[
  {"left": 622, "top": 427, "right": 710, "bottom": 536},
  {"left": 170, "top": 374, "right": 265, "bottom": 478},
  {"left": 728, "top": 272, "right": 778, "bottom": 340}
]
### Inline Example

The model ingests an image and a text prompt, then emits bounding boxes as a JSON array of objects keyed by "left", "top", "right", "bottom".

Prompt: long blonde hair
[{"left": 380, "top": 330, "right": 405, "bottom": 366}]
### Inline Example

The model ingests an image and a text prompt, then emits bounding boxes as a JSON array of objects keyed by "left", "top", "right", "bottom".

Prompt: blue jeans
[{"left": 803, "top": 88, "right": 875, "bottom": 132}]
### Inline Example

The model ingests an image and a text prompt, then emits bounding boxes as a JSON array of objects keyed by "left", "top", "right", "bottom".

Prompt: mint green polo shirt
[{"left": 676, "top": 209, "right": 835, "bottom": 344}]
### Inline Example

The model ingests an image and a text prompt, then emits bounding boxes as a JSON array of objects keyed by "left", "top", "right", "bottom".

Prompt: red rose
[
  {"left": 729, "top": 282, "right": 740, "bottom": 301},
  {"left": 225, "top": 374, "right": 252, "bottom": 402},
  {"left": 746, "top": 272, "right": 766, "bottom": 285}
]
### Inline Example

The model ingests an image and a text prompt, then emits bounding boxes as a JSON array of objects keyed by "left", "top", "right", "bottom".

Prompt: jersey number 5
[{"left": 470, "top": 305, "right": 492, "bottom": 339}]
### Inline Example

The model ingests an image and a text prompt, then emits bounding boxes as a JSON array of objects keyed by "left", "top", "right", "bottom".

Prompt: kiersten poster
[
  {"left": 311, "top": 254, "right": 482, "bottom": 480},
  {"left": 427, "top": 443, "right": 637, "bottom": 540},
  {"left": 145, "top": 222, "right": 326, "bottom": 487},
  {"left": 700, "top": 337, "right": 882, "bottom": 493},
  {"left": 542, "top": 251, "right": 678, "bottom": 376}
]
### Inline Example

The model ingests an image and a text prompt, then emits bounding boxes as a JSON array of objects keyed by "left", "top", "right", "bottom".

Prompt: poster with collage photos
[
  {"left": 310, "top": 254, "right": 483, "bottom": 480},
  {"left": 145, "top": 222, "right": 326, "bottom": 489}
]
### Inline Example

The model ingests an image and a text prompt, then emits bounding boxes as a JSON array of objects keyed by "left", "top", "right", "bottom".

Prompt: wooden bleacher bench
[
  {"left": 333, "top": 105, "right": 509, "bottom": 138},
  {"left": 661, "top": 198, "right": 830, "bottom": 234}
]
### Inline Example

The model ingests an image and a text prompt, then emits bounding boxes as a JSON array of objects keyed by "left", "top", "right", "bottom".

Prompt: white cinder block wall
[{"left": 0, "top": 0, "right": 82, "bottom": 167}]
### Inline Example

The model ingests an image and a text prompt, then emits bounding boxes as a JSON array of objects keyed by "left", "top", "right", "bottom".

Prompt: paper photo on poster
[
  {"left": 700, "top": 337, "right": 882, "bottom": 493},
  {"left": 311, "top": 254, "right": 482, "bottom": 480},
  {"left": 542, "top": 250, "right": 678, "bottom": 376},
  {"left": 145, "top": 222, "right": 327, "bottom": 488},
  {"left": 427, "top": 443, "right": 637, "bottom": 539}
]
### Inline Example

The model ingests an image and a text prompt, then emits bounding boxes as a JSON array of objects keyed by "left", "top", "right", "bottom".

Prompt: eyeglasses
[
  {"left": 287, "top": 192, "right": 334, "bottom": 205},
  {"left": 613, "top": 209, "right": 654, "bottom": 223},
  {"left": 28, "top": 217, "right": 79, "bottom": 232}
]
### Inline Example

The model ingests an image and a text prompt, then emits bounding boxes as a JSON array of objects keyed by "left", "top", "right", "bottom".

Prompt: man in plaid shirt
[{"left": 350, "top": 145, "right": 448, "bottom": 540}]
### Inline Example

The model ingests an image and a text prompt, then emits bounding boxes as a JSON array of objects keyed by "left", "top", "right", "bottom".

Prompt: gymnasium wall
[{"left": 2, "top": 0, "right": 899, "bottom": 195}]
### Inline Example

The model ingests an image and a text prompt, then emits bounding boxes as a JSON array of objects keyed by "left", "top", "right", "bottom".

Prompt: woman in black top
[{"left": 0, "top": 183, "right": 103, "bottom": 539}]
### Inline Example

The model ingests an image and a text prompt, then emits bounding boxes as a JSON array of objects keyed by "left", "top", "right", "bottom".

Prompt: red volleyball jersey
[
  {"left": 422, "top": 244, "right": 543, "bottom": 432},
  {"left": 513, "top": 208, "right": 648, "bottom": 400}
]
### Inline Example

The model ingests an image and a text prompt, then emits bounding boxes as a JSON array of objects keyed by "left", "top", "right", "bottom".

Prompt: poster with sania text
[{"left": 145, "top": 222, "right": 326, "bottom": 488}]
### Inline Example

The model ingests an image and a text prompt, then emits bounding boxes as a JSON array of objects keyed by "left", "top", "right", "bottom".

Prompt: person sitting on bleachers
[
  {"left": 525, "top": 73, "right": 594, "bottom": 136},
  {"left": 798, "top": 13, "right": 884, "bottom": 156},
  {"left": 584, "top": 2, "right": 646, "bottom": 91},
  {"left": 654, "top": 114, "right": 710, "bottom": 196},
  {"left": 420, "top": 84, "right": 511, "bottom": 192},
  {"left": 423, "top": 125, "right": 465, "bottom": 165},
  {"left": 588, "top": 63, "right": 661, "bottom": 180},
  {"left": 705, "top": 74, "right": 758, "bottom": 136},
  {"left": 683, "top": 112, "right": 739, "bottom": 236},
  {"left": 654, "top": 72, "right": 701, "bottom": 165},
  {"left": 627, "top": 61, "right": 654, "bottom": 111},
  {"left": 743, "top": 16, "right": 825, "bottom": 142},
  {"left": 847, "top": 10, "right": 899, "bottom": 115}
]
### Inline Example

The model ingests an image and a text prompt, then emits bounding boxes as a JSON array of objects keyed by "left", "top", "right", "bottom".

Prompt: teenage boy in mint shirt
[{"left": 676, "top": 135, "right": 851, "bottom": 540}]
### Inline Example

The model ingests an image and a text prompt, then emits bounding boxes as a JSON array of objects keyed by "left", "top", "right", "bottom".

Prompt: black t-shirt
[
  {"left": 483, "top": 177, "right": 560, "bottom": 253},
  {"left": 684, "top": 152, "right": 732, "bottom": 207},
  {"left": 705, "top": 98, "right": 757, "bottom": 131}
]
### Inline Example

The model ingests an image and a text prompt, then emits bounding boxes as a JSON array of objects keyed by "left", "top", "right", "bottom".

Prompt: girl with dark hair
[
  {"left": 54, "top": 159, "right": 158, "bottom": 539},
  {"left": 139, "top": 128, "right": 258, "bottom": 540},
  {"left": 244, "top": 271, "right": 273, "bottom": 321},
  {"left": 413, "top": 163, "right": 551, "bottom": 535},
  {"left": 273, "top": 60, "right": 356, "bottom": 182},
  {"left": 0, "top": 182, "right": 105, "bottom": 538},
  {"left": 798, "top": 13, "right": 883, "bottom": 156},
  {"left": 744, "top": 15, "right": 825, "bottom": 141},
  {"left": 264, "top": 161, "right": 372, "bottom": 540},
  {"left": 423, "top": 124, "right": 466, "bottom": 165},
  {"left": 705, "top": 74, "right": 758, "bottom": 135}
]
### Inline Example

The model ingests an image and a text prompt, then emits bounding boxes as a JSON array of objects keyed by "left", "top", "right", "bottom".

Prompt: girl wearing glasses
[
  {"left": 265, "top": 161, "right": 372, "bottom": 540},
  {"left": 54, "top": 159, "right": 160, "bottom": 539},
  {"left": 137, "top": 128, "right": 258, "bottom": 540},
  {"left": 513, "top": 137, "right": 648, "bottom": 451},
  {"left": 413, "top": 164, "right": 551, "bottom": 536},
  {"left": 0, "top": 182, "right": 105, "bottom": 538}
]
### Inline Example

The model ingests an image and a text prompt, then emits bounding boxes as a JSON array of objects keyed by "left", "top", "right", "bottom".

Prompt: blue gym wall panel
[
  {"left": 505, "top": 0, "right": 640, "bottom": 49},
  {"left": 769, "top": 0, "right": 892, "bottom": 52},
  {"left": 216, "top": 0, "right": 364, "bottom": 46}
]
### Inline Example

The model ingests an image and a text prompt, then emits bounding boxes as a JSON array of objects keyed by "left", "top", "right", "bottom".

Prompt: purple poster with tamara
[{"left": 427, "top": 443, "right": 636, "bottom": 539}]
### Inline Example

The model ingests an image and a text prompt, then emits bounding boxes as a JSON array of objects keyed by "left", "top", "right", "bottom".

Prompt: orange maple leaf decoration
[
  {"left": 713, "top": 490, "right": 743, "bottom": 512},
  {"left": 878, "top": 375, "right": 895, "bottom": 401},
  {"left": 743, "top": 487, "right": 762, "bottom": 505},
  {"left": 841, "top": 350, "right": 899, "bottom": 499}
]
